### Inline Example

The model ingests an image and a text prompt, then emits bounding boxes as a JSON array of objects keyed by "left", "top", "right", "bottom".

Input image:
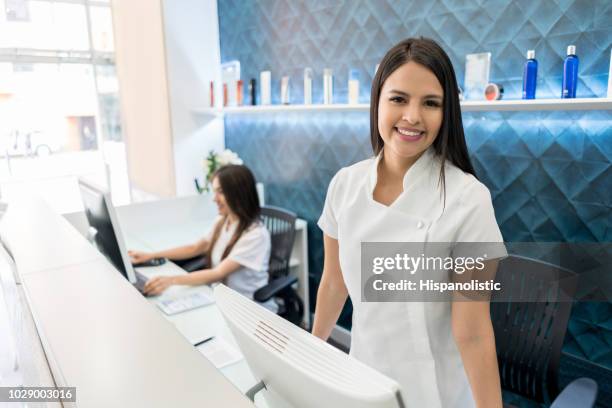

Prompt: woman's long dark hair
[
  {"left": 206, "top": 164, "right": 261, "bottom": 261},
  {"left": 370, "top": 37, "right": 476, "bottom": 200}
]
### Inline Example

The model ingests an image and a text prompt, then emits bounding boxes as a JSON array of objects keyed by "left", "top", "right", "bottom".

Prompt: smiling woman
[
  {"left": 369, "top": 38, "right": 476, "bottom": 206},
  {"left": 313, "top": 37, "right": 507, "bottom": 408},
  {"left": 373, "top": 61, "right": 445, "bottom": 206},
  {"left": 378, "top": 62, "right": 443, "bottom": 157}
]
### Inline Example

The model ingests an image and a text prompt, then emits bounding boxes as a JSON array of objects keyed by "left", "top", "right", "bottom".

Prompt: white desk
[
  {"left": 63, "top": 195, "right": 310, "bottom": 404},
  {"left": 0, "top": 194, "right": 255, "bottom": 408},
  {"left": 126, "top": 233, "right": 263, "bottom": 396}
]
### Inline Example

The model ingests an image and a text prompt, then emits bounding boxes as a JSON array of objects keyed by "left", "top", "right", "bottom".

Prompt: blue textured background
[{"left": 218, "top": 0, "right": 612, "bottom": 405}]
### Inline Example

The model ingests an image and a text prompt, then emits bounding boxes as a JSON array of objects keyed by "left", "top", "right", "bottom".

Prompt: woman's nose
[{"left": 402, "top": 102, "right": 422, "bottom": 125}]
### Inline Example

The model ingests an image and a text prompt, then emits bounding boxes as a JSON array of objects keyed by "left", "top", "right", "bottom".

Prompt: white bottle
[
  {"left": 303, "top": 68, "right": 313, "bottom": 105},
  {"left": 607, "top": 48, "right": 612, "bottom": 98},
  {"left": 281, "top": 76, "right": 290, "bottom": 105},
  {"left": 348, "top": 69, "right": 359, "bottom": 104},
  {"left": 260, "top": 71, "right": 271, "bottom": 105},
  {"left": 323, "top": 69, "right": 333, "bottom": 104}
]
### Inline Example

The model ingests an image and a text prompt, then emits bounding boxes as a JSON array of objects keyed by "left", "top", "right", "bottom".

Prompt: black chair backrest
[
  {"left": 260, "top": 206, "right": 297, "bottom": 281},
  {"left": 491, "top": 255, "right": 578, "bottom": 404}
]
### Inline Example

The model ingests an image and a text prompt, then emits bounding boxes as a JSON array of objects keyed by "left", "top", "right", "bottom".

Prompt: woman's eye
[
  {"left": 390, "top": 96, "right": 405, "bottom": 103},
  {"left": 425, "top": 100, "right": 441, "bottom": 108}
]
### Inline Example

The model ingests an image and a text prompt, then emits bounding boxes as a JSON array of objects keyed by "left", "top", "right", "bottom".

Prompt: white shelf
[
  {"left": 194, "top": 104, "right": 368, "bottom": 115},
  {"left": 460, "top": 98, "right": 612, "bottom": 112},
  {"left": 193, "top": 98, "right": 612, "bottom": 115}
]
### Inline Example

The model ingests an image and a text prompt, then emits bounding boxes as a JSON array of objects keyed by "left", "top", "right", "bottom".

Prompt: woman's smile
[{"left": 395, "top": 126, "right": 426, "bottom": 142}]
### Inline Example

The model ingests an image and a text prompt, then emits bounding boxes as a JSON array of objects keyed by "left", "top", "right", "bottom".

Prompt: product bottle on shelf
[
  {"left": 348, "top": 69, "right": 359, "bottom": 104},
  {"left": 260, "top": 71, "right": 271, "bottom": 105},
  {"left": 303, "top": 68, "right": 313, "bottom": 105},
  {"left": 522, "top": 50, "right": 537, "bottom": 99},
  {"left": 562, "top": 45, "right": 579, "bottom": 98},
  {"left": 209, "top": 81, "right": 215, "bottom": 107},
  {"left": 236, "top": 80, "right": 243, "bottom": 106},
  {"left": 281, "top": 76, "right": 290, "bottom": 105},
  {"left": 249, "top": 79, "right": 257, "bottom": 105},
  {"left": 608, "top": 49, "right": 612, "bottom": 98},
  {"left": 323, "top": 69, "right": 333, "bottom": 104}
]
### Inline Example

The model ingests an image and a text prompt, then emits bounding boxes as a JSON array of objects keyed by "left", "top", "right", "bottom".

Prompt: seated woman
[{"left": 129, "top": 165, "right": 274, "bottom": 310}]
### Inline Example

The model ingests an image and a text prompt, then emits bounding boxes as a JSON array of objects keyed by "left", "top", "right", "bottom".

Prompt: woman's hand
[
  {"left": 128, "top": 250, "right": 153, "bottom": 264},
  {"left": 143, "top": 276, "right": 176, "bottom": 296}
]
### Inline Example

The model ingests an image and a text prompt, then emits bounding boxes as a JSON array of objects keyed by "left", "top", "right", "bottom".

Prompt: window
[
  {"left": 0, "top": 0, "right": 129, "bottom": 213},
  {"left": 0, "top": 1, "right": 89, "bottom": 50}
]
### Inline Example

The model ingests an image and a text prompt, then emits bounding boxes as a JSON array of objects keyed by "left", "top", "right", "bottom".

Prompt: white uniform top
[
  {"left": 318, "top": 147, "right": 506, "bottom": 407},
  {"left": 209, "top": 218, "right": 276, "bottom": 311}
]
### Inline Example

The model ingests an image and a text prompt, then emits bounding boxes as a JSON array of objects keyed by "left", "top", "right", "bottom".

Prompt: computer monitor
[
  {"left": 214, "top": 284, "right": 405, "bottom": 408},
  {"left": 77, "top": 178, "right": 137, "bottom": 285}
]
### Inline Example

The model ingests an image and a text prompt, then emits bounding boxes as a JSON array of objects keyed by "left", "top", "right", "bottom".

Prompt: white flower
[
  {"left": 217, "top": 149, "right": 243, "bottom": 166},
  {"left": 218, "top": 150, "right": 230, "bottom": 166}
]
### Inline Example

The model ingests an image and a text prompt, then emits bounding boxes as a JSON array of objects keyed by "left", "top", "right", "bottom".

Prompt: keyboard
[
  {"left": 156, "top": 292, "right": 215, "bottom": 315},
  {"left": 134, "top": 270, "right": 148, "bottom": 293}
]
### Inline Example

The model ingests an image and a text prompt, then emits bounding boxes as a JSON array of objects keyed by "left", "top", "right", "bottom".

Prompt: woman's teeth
[{"left": 396, "top": 128, "right": 423, "bottom": 136}]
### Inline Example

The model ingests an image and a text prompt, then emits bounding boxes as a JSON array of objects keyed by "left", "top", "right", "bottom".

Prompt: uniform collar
[{"left": 368, "top": 146, "right": 438, "bottom": 194}]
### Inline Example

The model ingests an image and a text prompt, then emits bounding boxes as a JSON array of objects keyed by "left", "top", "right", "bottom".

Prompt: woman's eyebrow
[{"left": 388, "top": 89, "right": 443, "bottom": 99}]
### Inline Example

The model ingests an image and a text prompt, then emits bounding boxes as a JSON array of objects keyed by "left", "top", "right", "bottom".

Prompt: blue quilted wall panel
[{"left": 218, "top": 1, "right": 612, "bottom": 400}]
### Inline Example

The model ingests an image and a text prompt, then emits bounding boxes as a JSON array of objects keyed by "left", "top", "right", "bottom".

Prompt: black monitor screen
[{"left": 78, "top": 181, "right": 130, "bottom": 280}]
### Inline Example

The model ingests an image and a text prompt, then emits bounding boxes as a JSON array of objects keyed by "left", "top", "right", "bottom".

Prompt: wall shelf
[
  {"left": 460, "top": 98, "right": 612, "bottom": 112},
  {"left": 193, "top": 97, "right": 612, "bottom": 115},
  {"left": 194, "top": 104, "right": 368, "bottom": 115}
]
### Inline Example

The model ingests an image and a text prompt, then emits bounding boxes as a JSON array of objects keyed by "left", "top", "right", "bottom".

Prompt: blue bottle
[
  {"left": 522, "top": 50, "right": 537, "bottom": 99},
  {"left": 562, "top": 45, "right": 579, "bottom": 98}
]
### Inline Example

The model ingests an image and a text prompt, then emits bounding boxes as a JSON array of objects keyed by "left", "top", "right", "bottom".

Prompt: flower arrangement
[{"left": 195, "top": 149, "right": 243, "bottom": 193}]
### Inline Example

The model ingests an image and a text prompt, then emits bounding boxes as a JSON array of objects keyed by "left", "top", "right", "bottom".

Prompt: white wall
[
  {"left": 162, "top": 0, "right": 224, "bottom": 197},
  {"left": 112, "top": 0, "right": 224, "bottom": 199}
]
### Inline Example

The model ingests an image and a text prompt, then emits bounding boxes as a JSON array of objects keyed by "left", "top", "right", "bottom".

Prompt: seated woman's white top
[{"left": 209, "top": 217, "right": 276, "bottom": 312}]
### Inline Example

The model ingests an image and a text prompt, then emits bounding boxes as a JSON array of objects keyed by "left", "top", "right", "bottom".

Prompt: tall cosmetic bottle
[
  {"left": 562, "top": 45, "right": 579, "bottom": 98},
  {"left": 348, "top": 69, "right": 359, "bottom": 104},
  {"left": 260, "top": 71, "right": 271, "bottom": 105},
  {"left": 522, "top": 50, "right": 537, "bottom": 99},
  {"left": 236, "top": 80, "right": 243, "bottom": 106},
  {"left": 304, "top": 68, "right": 313, "bottom": 104},
  {"left": 249, "top": 79, "right": 256, "bottom": 105},
  {"left": 323, "top": 68, "right": 333, "bottom": 104},
  {"left": 607, "top": 49, "right": 612, "bottom": 98},
  {"left": 209, "top": 81, "right": 215, "bottom": 107},
  {"left": 281, "top": 76, "right": 290, "bottom": 104}
]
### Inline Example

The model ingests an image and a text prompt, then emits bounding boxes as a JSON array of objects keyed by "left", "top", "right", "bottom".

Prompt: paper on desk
[{"left": 196, "top": 337, "right": 243, "bottom": 369}]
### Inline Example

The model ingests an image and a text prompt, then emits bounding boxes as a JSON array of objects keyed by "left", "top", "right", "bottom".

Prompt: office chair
[
  {"left": 491, "top": 255, "right": 598, "bottom": 408},
  {"left": 253, "top": 206, "right": 304, "bottom": 326}
]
